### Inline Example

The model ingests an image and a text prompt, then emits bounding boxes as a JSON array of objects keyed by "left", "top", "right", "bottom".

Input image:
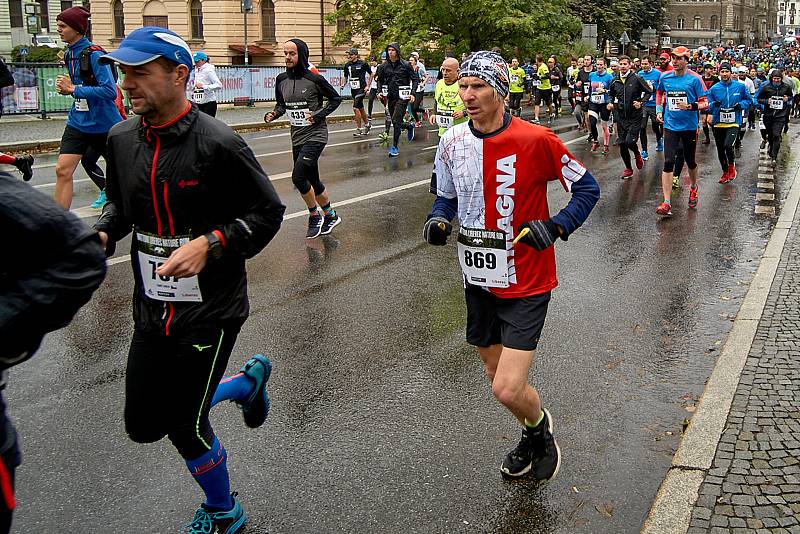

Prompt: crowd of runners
[{"left": 0, "top": 7, "right": 798, "bottom": 532}]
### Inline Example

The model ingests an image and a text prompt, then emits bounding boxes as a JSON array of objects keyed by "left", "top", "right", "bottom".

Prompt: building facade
[
  {"left": 778, "top": 0, "right": 800, "bottom": 40},
  {"left": 666, "top": 0, "right": 778, "bottom": 47},
  {"left": 1, "top": 0, "right": 89, "bottom": 56}
]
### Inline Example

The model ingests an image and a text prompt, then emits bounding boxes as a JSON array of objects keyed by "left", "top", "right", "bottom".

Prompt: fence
[{"left": 0, "top": 63, "right": 440, "bottom": 117}]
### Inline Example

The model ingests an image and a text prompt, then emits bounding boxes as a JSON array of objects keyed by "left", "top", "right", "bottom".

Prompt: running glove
[
  {"left": 517, "top": 219, "right": 560, "bottom": 251},
  {"left": 423, "top": 216, "right": 452, "bottom": 246}
]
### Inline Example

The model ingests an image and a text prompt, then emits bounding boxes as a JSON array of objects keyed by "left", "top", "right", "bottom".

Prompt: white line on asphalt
[
  {"left": 253, "top": 137, "right": 378, "bottom": 158},
  {"left": 642, "top": 150, "right": 800, "bottom": 534},
  {"left": 251, "top": 127, "right": 359, "bottom": 140}
]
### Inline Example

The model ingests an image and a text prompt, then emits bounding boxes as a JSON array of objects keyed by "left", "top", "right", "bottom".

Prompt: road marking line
[{"left": 254, "top": 137, "right": 378, "bottom": 158}]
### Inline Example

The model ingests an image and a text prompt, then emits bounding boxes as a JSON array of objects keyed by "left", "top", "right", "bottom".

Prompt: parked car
[{"left": 34, "top": 35, "right": 62, "bottom": 49}]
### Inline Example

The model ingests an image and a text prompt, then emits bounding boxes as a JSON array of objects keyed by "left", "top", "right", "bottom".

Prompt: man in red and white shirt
[{"left": 423, "top": 50, "right": 600, "bottom": 481}]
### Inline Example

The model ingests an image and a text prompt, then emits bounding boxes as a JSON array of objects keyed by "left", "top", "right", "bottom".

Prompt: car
[{"left": 34, "top": 35, "right": 62, "bottom": 49}]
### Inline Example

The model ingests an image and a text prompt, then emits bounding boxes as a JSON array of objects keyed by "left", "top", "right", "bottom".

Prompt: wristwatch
[{"left": 204, "top": 231, "right": 224, "bottom": 261}]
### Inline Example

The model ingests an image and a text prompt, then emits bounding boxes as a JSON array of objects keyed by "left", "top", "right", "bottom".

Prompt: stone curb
[{"left": 641, "top": 156, "right": 800, "bottom": 534}]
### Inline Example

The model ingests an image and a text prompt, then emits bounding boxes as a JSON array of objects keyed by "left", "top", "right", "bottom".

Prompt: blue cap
[
  {"left": 193, "top": 51, "right": 208, "bottom": 62},
  {"left": 380, "top": 51, "right": 387, "bottom": 59},
  {"left": 99, "top": 27, "right": 194, "bottom": 70}
]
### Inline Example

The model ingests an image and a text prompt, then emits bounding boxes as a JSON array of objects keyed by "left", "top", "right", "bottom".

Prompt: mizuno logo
[{"left": 193, "top": 344, "right": 213, "bottom": 352}]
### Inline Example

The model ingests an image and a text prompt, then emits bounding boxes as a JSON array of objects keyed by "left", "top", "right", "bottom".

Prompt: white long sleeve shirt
[{"left": 193, "top": 63, "right": 223, "bottom": 103}]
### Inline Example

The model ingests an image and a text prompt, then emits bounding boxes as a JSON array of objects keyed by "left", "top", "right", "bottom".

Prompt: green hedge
[{"left": 11, "top": 45, "right": 62, "bottom": 63}]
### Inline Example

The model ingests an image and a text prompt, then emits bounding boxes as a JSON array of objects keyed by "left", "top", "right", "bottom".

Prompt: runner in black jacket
[
  {"left": 94, "top": 27, "right": 284, "bottom": 534},
  {"left": 757, "top": 69, "right": 793, "bottom": 161},
  {"left": 608, "top": 56, "right": 652, "bottom": 178},
  {"left": 375, "top": 42, "right": 419, "bottom": 156},
  {"left": 0, "top": 171, "right": 106, "bottom": 534}
]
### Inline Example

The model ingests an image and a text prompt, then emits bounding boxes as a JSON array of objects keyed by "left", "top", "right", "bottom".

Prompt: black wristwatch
[{"left": 205, "top": 231, "right": 224, "bottom": 261}]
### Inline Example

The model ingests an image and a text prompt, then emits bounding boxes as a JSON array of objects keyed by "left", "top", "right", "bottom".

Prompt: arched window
[
  {"left": 677, "top": 16, "right": 685, "bottom": 29},
  {"left": 190, "top": 0, "right": 203, "bottom": 39},
  {"left": 261, "top": 0, "right": 275, "bottom": 42},
  {"left": 113, "top": 0, "right": 125, "bottom": 37},
  {"left": 143, "top": 0, "right": 168, "bottom": 28},
  {"left": 710, "top": 15, "right": 717, "bottom": 29},
  {"left": 694, "top": 15, "right": 702, "bottom": 29},
  {"left": 336, "top": 0, "right": 348, "bottom": 34}
]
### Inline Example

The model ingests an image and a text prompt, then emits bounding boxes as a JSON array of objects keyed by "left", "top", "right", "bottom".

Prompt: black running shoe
[
  {"left": 320, "top": 211, "right": 341, "bottom": 235},
  {"left": 306, "top": 212, "right": 323, "bottom": 239},
  {"left": 14, "top": 154, "right": 34, "bottom": 182},
  {"left": 500, "top": 408, "right": 561, "bottom": 482}
]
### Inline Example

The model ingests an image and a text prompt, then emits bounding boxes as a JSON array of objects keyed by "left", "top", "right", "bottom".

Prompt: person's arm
[
  {"left": 638, "top": 75, "right": 653, "bottom": 103},
  {"left": 756, "top": 84, "right": 768, "bottom": 106},
  {"left": 203, "top": 65, "right": 223, "bottom": 92},
  {"left": 94, "top": 135, "right": 132, "bottom": 253},
  {"left": 265, "top": 78, "right": 286, "bottom": 121},
  {"left": 73, "top": 50, "right": 118, "bottom": 101},
  {"left": 206, "top": 136, "right": 286, "bottom": 259},
  {"left": 739, "top": 85, "right": 752, "bottom": 110},
  {"left": 311, "top": 74, "right": 342, "bottom": 120},
  {"left": 409, "top": 63, "right": 420, "bottom": 93},
  {"left": 0, "top": 173, "right": 106, "bottom": 367},
  {"left": 424, "top": 139, "right": 458, "bottom": 243}
]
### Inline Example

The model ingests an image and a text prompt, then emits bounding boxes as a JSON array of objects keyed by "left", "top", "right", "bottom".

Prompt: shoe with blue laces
[
  {"left": 237, "top": 355, "right": 271, "bottom": 429},
  {"left": 90, "top": 190, "right": 107, "bottom": 209},
  {"left": 186, "top": 493, "right": 246, "bottom": 534},
  {"left": 655, "top": 139, "right": 664, "bottom": 152},
  {"left": 641, "top": 150, "right": 649, "bottom": 161},
  {"left": 388, "top": 146, "right": 399, "bottom": 157}
]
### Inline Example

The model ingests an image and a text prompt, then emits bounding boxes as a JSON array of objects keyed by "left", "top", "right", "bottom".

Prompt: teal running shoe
[
  {"left": 237, "top": 354, "right": 271, "bottom": 429},
  {"left": 90, "top": 190, "right": 107, "bottom": 209},
  {"left": 186, "top": 493, "right": 246, "bottom": 534}
]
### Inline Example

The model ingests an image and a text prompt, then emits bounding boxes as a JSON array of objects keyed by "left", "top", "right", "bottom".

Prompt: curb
[
  {"left": 1, "top": 115, "right": 576, "bottom": 154},
  {"left": 641, "top": 153, "right": 800, "bottom": 534}
]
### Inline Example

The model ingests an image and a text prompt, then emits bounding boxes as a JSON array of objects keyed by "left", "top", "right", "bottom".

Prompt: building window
[
  {"left": 781, "top": 2, "right": 785, "bottom": 9},
  {"left": 9, "top": 0, "right": 23, "bottom": 27},
  {"left": 694, "top": 15, "right": 702, "bottom": 29},
  {"left": 143, "top": 0, "right": 169, "bottom": 28},
  {"left": 336, "top": 0, "right": 348, "bottom": 34},
  {"left": 677, "top": 16, "right": 685, "bottom": 29},
  {"left": 60, "top": 0, "right": 72, "bottom": 10},
  {"left": 710, "top": 15, "right": 717, "bottom": 29},
  {"left": 792, "top": 15, "right": 796, "bottom": 24},
  {"left": 143, "top": 15, "right": 168, "bottom": 27},
  {"left": 780, "top": 15, "right": 785, "bottom": 24},
  {"left": 113, "top": 0, "right": 125, "bottom": 37},
  {"left": 190, "top": 0, "right": 203, "bottom": 39},
  {"left": 260, "top": 0, "right": 275, "bottom": 42},
  {"left": 37, "top": 0, "right": 49, "bottom": 31}
]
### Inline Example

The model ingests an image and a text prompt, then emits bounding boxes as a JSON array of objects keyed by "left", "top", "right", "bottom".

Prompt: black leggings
[
  {"left": 410, "top": 93, "right": 424, "bottom": 122},
  {"left": 640, "top": 107, "right": 663, "bottom": 151},
  {"left": 368, "top": 88, "right": 377, "bottom": 118},
  {"left": 389, "top": 98, "right": 411, "bottom": 148},
  {"left": 764, "top": 117, "right": 785, "bottom": 160},
  {"left": 617, "top": 116, "right": 641, "bottom": 169},
  {"left": 198, "top": 101, "right": 218, "bottom": 117},
  {"left": 509, "top": 92, "right": 523, "bottom": 115},
  {"left": 124, "top": 320, "right": 243, "bottom": 460},
  {"left": 713, "top": 126, "right": 738, "bottom": 170},
  {"left": 291, "top": 141, "right": 326, "bottom": 196},
  {"left": 81, "top": 146, "right": 106, "bottom": 191},
  {"left": 663, "top": 129, "right": 697, "bottom": 174}
]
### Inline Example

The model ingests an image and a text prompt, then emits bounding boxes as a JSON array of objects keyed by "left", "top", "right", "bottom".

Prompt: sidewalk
[{"left": 644, "top": 149, "right": 800, "bottom": 533}]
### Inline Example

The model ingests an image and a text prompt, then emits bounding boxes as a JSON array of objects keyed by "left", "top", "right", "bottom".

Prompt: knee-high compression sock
[
  {"left": 186, "top": 436, "right": 233, "bottom": 511},
  {"left": 211, "top": 372, "right": 254, "bottom": 407},
  {"left": 0, "top": 153, "right": 15, "bottom": 165}
]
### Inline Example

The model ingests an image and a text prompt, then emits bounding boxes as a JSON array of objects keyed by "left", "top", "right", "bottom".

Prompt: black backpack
[{"left": 79, "top": 44, "right": 118, "bottom": 86}]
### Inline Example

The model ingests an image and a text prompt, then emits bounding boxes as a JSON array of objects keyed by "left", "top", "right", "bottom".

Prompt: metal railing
[{"left": 0, "top": 63, "right": 439, "bottom": 117}]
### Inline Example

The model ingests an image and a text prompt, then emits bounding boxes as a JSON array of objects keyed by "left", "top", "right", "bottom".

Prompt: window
[
  {"left": 335, "top": 0, "right": 348, "bottom": 34},
  {"left": 792, "top": 15, "right": 796, "bottom": 24},
  {"left": 113, "top": 0, "right": 125, "bottom": 37},
  {"left": 37, "top": 0, "right": 49, "bottom": 31},
  {"left": 694, "top": 16, "right": 702, "bottom": 29},
  {"left": 190, "top": 0, "right": 203, "bottom": 39},
  {"left": 260, "top": 0, "right": 275, "bottom": 42},
  {"left": 60, "top": 0, "right": 72, "bottom": 11},
  {"left": 143, "top": 0, "right": 168, "bottom": 28},
  {"left": 677, "top": 16, "right": 685, "bottom": 29},
  {"left": 781, "top": 2, "right": 785, "bottom": 10},
  {"left": 8, "top": 0, "right": 22, "bottom": 27},
  {"left": 710, "top": 15, "right": 717, "bottom": 29},
  {"left": 780, "top": 15, "right": 785, "bottom": 24}
]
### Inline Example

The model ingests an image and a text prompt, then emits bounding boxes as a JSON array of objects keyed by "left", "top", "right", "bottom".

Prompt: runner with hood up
[
  {"left": 375, "top": 42, "right": 419, "bottom": 156},
  {"left": 265, "top": 38, "right": 343, "bottom": 238}
]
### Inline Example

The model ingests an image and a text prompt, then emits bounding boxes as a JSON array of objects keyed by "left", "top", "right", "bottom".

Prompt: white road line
[
  {"left": 103, "top": 178, "right": 430, "bottom": 267},
  {"left": 251, "top": 127, "right": 359, "bottom": 140},
  {"left": 254, "top": 137, "right": 379, "bottom": 158}
]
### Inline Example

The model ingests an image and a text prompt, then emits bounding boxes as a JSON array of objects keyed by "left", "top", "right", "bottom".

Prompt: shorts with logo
[
  {"left": 352, "top": 90, "right": 366, "bottom": 109},
  {"left": 588, "top": 103, "right": 611, "bottom": 122},
  {"left": 59, "top": 124, "right": 109, "bottom": 156},
  {"left": 465, "top": 284, "right": 551, "bottom": 351}
]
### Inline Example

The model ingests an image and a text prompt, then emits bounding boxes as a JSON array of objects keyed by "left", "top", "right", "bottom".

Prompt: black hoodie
[
  {"left": 271, "top": 38, "right": 342, "bottom": 146},
  {"left": 375, "top": 42, "right": 419, "bottom": 101}
]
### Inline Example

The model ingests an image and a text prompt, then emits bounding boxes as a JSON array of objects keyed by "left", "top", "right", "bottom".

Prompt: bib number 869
[{"left": 463, "top": 250, "right": 496, "bottom": 269}]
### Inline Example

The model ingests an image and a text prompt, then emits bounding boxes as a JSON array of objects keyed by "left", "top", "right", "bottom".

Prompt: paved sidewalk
[{"left": 685, "top": 207, "right": 800, "bottom": 533}]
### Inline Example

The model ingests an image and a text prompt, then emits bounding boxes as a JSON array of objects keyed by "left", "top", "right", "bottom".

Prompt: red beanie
[{"left": 57, "top": 6, "right": 91, "bottom": 35}]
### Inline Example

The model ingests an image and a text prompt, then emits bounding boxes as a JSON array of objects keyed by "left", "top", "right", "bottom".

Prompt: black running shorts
[
  {"left": 352, "top": 90, "right": 366, "bottom": 109},
  {"left": 59, "top": 125, "right": 109, "bottom": 156},
  {"left": 535, "top": 89, "right": 553, "bottom": 106},
  {"left": 465, "top": 284, "right": 551, "bottom": 351}
]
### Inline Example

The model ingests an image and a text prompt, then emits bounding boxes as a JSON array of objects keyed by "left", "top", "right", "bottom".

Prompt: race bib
[
  {"left": 720, "top": 107, "right": 736, "bottom": 123},
  {"left": 381, "top": 86, "right": 388, "bottom": 97},
  {"left": 74, "top": 98, "right": 89, "bottom": 112},
  {"left": 349, "top": 78, "right": 360, "bottom": 90},
  {"left": 590, "top": 93, "right": 605, "bottom": 104},
  {"left": 136, "top": 231, "right": 202, "bottom": 302},
  {"left": 399, "top": 85, "right": 412, "bottom": 99},
  {"left": 436, "top": 110, "right": 454, "bottom": 129},
  {"left": 531, "top": 80, "right": 541, "bottom": 87},
  {"left": 551, "top": 84, "right": 561, "bottom": 92},
  {"left": 667, "top": 91, "right": 688, "bottom": 111},
  {"left": 192, "top": 89, "right": 207, "bottom": 104},
  {"left": 510, "top": 74, "right": 520, "bottom": 84},
  {"left": 286, "top": 102, "right": 311, "bottom": 127},
  {"left": 759, "top": 118, "right": 765, "bottom": 130},
  {"left": 525, "top": 75, "right": 532, "bottom": 81},
  {"left": 770, "top": 96, "right": 784, "bottom": 110},
  {"left": 457, "top": 227, "right": 509, "bottom": 288}
]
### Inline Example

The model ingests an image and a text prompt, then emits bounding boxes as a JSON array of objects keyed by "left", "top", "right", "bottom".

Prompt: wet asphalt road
[{"left": 6, "top": 114, "right": 799, "bottom": 534}]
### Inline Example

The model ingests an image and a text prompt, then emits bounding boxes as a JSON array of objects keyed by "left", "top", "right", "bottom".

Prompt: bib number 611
[{"left": 463, "top": 250, "right": 496, "bottom": 270}]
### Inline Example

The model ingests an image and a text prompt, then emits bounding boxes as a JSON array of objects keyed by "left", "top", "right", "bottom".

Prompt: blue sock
[
  {"left": 211, "top": 372, "right": 253, "bottom": 407},
  {"left": 185, "top": 436, "right": 233, "bottom": 511}
]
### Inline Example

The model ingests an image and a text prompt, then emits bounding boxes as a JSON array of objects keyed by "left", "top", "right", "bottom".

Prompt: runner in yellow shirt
[
  {"left": 429, "top": 57, "right": 468, "bottom": 136},
  {"left": 507, "top": 58, "right": 526, "bottom": 117},
  {"left": 533, "top": 54, "right": 553, "bottom": 124}
]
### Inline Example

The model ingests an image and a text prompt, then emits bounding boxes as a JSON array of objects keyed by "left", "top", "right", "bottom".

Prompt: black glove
[
  {"left": 516, "top": 219, "right": 560, "bottom": 251},
  {"left": 423, "top": 216, "right": 452, "bottom": 246}
]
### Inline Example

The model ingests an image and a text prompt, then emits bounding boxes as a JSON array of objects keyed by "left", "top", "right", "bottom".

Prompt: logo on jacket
[{"left": 178, "top": 179, "right": 199, "bottom": 188}]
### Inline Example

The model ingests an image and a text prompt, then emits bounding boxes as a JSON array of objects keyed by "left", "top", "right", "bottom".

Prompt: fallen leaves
[{"left": 595, "top": 501, "right": 614, "bottom": 518}]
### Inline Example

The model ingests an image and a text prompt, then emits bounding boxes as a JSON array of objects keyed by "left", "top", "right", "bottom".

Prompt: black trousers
[
  {"left": 388, "top": 98, "right": 411, "bottom": 148},
  {"left": 764, "top": 117, "right": 786, "bottom": 160},
  {"left": 713, "top": 126, "right": 738, "bottom": 171},
  {"left": 198, "top": 101, "right": 218, "bottom": 117},
  {"left": 617, "top": 115, "right": 642, "bottom": 169},
  {"left": 124, "top": 320, "right": 243, "bottom": 460}
]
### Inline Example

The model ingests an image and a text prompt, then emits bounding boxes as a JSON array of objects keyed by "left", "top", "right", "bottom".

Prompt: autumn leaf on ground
[{"left": 595, "top": 502, "right": 614, "bottom": 518}]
